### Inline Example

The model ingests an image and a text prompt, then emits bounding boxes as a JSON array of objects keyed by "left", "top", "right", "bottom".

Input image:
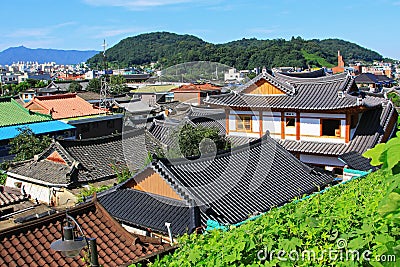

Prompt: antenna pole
[{"left": 100, "top": 39, "right": 110, "bottom": 111}]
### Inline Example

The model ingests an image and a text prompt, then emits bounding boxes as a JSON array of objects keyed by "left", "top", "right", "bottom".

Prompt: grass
[{"left": 302, "top": 50, "right": 334, "bottom": 68}]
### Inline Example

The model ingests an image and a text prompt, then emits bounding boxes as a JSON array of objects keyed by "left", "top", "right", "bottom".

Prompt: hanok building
[
  {"left": 24, "top": 93, "right": 123, "bottom": 139},
  {"left": 204, "top": 71, "right": 398, "bottom": 169},
  {"left": 0, "top": 97, "right": 75, "bottom": 162},
  {"left": 98, "top": 134, "right": 332, "bottom": 236},
  {"left": 0, "top": 197, "right": 172, "bottom": 267},
  {"left": 24, "top": 93, "right": 103, "bottom": 120},
  {"left": 171, "top": 83, "right": 222, "bottom": 106},
  {"left": 354, "top": 73, "right": 396, "bottom": 92},
  {"left": 5, "top": 129, "right": 155, "bottom": 205}
]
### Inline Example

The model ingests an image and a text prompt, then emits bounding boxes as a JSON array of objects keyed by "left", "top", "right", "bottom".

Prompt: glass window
[
  {"left": 286, "top": 118, "right": 295, "bottom": 127},
  {"left": 237, "top": 115, "right": 252, "bottom": 132}
]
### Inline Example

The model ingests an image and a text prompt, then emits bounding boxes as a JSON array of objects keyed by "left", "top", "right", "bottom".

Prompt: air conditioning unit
[{"left": 337, "top": 91, "right": 344, "bottom": 98}]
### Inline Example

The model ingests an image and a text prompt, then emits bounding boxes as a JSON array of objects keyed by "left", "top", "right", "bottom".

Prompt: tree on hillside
[
  {"left": 9, "top": 127, "right": 52, "bottom": 162},
  {"left": 171, "top": 124, "right": 231, "bottom": 158}
]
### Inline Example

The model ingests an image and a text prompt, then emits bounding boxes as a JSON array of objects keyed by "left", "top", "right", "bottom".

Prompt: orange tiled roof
[
  {"left": 0, "top": 198, "right": 172, "bottom": 267},
  {"left": 24, "top": 93, "right": 103, "bottom": 119},
  {"left": 171, "top": 83, "right": 221, "bottom": 93}
]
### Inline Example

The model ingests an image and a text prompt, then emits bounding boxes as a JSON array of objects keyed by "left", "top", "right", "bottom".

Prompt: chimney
[{"left": 338, "top": 50, "right": 345, "bottom": 68}]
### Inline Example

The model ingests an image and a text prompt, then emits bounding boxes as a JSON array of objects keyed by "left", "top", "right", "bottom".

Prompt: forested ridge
[{"left": 87, "top": 32, "right": 383, "bottom": 69}]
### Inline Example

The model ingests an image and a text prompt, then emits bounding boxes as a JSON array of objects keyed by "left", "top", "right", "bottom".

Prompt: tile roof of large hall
[
  {"left": 99, "top": 133, "right": 333, "bottom": 232},
  {"left": 205, "top": 72, "right": 383, "bottom": 111}
]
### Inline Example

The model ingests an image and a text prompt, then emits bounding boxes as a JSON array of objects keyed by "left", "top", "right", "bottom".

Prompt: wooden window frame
[
  {"left": 320, "top": 118, "right": 341, "bottom": 137},
  {"left": 285, "top": 117, "right": 296, "bottom": 127},
  {"left": 236, "top": 115, "right": 252, "bottom": 132}
]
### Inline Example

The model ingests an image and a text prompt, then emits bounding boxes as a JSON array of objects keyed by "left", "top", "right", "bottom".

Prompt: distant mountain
[
  {"left": 0, "top": 46, "right": 99, "bottom": 65},
  {"left": 87, "top": 32, "right": 383, "bottom": 69}
]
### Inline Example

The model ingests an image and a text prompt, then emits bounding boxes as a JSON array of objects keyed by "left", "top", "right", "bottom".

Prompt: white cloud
[
  {"left": 82, "top": 0, "right": 215, "bottom": 9},
  {"left": 6, "top": 22, "right": 77, "bottom": 38},
  {"left": 250, "top": 27, "right": 278, "bottom": 34},
  {"left": 93, "top": 27, "right": 144, "bottom": 38}
]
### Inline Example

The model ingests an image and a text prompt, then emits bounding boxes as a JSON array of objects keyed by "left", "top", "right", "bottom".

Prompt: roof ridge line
[{"left": 160, "top": 134, "right": 267, "bottom": 166}]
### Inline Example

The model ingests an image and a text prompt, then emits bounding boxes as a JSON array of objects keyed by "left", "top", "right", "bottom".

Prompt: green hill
[{"left": 87, "top": 32, "right": 383, "bottom": 70}]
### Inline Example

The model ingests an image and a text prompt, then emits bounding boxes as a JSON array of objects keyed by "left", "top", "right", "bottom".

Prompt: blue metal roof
[{"left": 0, "top": 120, "right": 76, "bottom": 141}]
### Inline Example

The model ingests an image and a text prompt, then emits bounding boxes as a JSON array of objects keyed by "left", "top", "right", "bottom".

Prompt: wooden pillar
[
  {"left": 296, "top": 112, "right": 300, "bottom": 141},
  {"left": 281, "top": 112, "right": 285, "bottom": 139},
  {"left": 345, "top": 113, "right": 350, "bottom": 143},
  {"left": 259, "top": 111, "right": 263, "bottom": 138}
]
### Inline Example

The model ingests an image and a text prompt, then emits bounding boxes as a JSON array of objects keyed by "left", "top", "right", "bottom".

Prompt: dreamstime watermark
[{"left": 257, "top": 238, "right": 396, "bottom": 263}]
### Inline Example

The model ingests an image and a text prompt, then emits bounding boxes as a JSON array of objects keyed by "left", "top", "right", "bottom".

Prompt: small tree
[
  {"left": 87, "top": 78, "right": 101, "bottom": 92},
  {"left": 0, "top": 171, "right": 7, "bottom": 185},
  {"left": 109, "top": 74, "right": 127, "bottom": 94},
  {"left": 9, "top": 127, "right": 52, "bottom": 162},
  {"left": 172, "top": 124, "right": 231, "bottom": 158},
  {"left": 69, "top": 81, "right": 83, "bottom": 92}
]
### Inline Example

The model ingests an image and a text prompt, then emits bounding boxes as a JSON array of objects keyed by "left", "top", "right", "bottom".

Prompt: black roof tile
[
  {"left": 205, "top": 72, "right": 378, "bottom": 111},
  {"left": 338, "top": 151, "right": 373, "bottom": 171},
  {"left": 8, "top": 129, "right": 157, "bottom": 186},
  {"left": 151, "top": 134, "right": 333, "bottom": 225},
  {"left": 99, "top": 189, "right": 195, "bottom": 236}
]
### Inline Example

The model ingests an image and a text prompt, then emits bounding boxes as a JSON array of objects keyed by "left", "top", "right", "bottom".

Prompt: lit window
[{"left": 237, "top": 115, "right": 252, "bottom": 132}]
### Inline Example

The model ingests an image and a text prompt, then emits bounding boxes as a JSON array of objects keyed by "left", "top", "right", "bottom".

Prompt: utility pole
[{"left": 100, "top": 39, "right": 111, "bottom": 110}]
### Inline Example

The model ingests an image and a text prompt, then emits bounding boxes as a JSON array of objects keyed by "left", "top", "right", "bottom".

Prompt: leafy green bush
[
  {"left": 147, "top": 170, "right": 398, "bottom": 266},
  {"left": 77, "top": 184, "right": 112, "bottom": 203},
  {"left": 144, "top": 134, "right": 400, "bottom": 266},
  {"left": 0, "top": 171, "right": 7, "bottom": 185},
  {"left": 364, "top": 132, "right": 400, "bottom": 224},
  {"left": 387, "top": 92, "right": 400, "bottom": 108}
]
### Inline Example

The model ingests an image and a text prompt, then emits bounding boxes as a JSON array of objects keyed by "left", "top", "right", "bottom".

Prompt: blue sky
[{"left": 1, "top": 0, "right": 400, "bottom": 59}]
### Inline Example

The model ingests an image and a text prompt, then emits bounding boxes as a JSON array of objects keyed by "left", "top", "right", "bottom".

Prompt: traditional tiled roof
[
  {"left": 375, "top": 75, "right": 395, "bottom": 84},
  {"left": 171, "top": 83, "right": 221, "bottom": 93},
  {"left": 76, "top": 91, "right": 100, "bottom": 101},
  {"left": 354, "top": 73, "right": 380, "bottom": 84},
  {"left": 275, "top": 68, "right": 327, "bottom": 79},
  {"left": 108, "top": 134, "right": 333, "bottom": 229},
  {"left": 0, "top": 120, "right": 75, "bottom": 141},
  {"left": 278, "top": 101, "right": 397, "bottom": 155},
  {"left": 99, "top": 188, "right": 196, "bottom": 236},
  {"left": 338, "top": 151, "right": 373, "bottom": 171},
  {"left": 24, "top": 93, "right": 103, "bottom": 119},
  {"left": 134, "top": 85, "right": 178, "bottom": 94},
  {"left": 36, "top": 81, "right": 69, "bottom": 94},
  {"left": 238, "top": 72, "right": 295, "bottom": 95},
  {"left": 147, "top": 119, "right": 183, "bottom": 148},
  {"left": 8, "top": 142, "right": 78, "bottom": 186},
  {"left": 8, "top": 129, "right": 156, "bottom": 186},
  {"left": 0, "top": 199, "right": 171, "bottom": 267},
  {"left": 59, "top": 129, "right": 153, "bottom": 181},
  {"left": 206, "top": 73, "right": 372, "bottom": 111},
  {"left": 0, "top": 186, "right": 28, "bottom": 208},
  {"left": 0, "top": 97, "right": 51, "bottom": 127},
  {"left": 189, "top": 107, "right": 226, "bottom": 135}
]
